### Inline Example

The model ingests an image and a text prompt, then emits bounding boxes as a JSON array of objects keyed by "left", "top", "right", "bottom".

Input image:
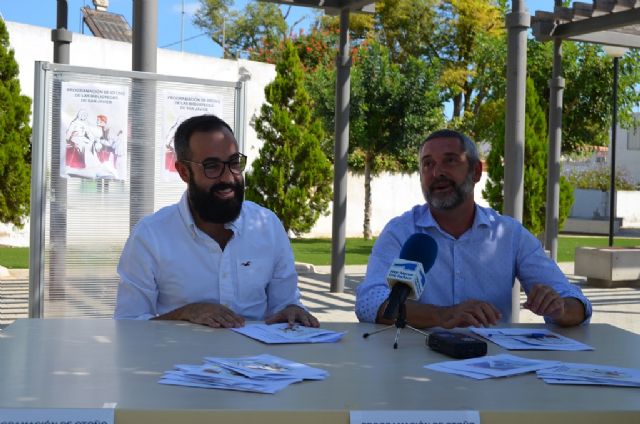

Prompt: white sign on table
[
  {"left": 0, "top": 407, "right": 114, "bottom": 424},
  {"left": 350, "top": 410, "right": 480, "bottom": 424}
]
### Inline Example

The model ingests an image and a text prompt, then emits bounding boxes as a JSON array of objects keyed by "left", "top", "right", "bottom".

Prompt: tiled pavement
[{"left": 2, "top": 264, "right": 640, "bottom": 334}]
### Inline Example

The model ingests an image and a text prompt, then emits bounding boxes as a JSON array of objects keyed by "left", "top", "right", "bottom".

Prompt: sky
[{"left": 0, "top": 0, "right": 557, "bottom": 58}]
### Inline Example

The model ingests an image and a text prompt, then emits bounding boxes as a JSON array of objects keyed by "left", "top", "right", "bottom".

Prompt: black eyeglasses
[{"left": 182, "top": 153, "right": 247, "bottom": 179}]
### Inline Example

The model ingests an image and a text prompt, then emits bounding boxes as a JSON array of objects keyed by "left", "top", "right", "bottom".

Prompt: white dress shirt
[{"left": 114, "top": 192, "right": 303, "bottom": 321}]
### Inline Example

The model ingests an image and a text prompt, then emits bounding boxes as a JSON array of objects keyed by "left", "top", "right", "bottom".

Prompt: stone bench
[{"left": 574, "top": 246, "right": 640, "bottom": 287}]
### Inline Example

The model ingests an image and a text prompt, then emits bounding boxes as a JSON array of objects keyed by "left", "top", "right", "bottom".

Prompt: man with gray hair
[{"left": 355, "top": 129, "right": 591, "bottom": 328}]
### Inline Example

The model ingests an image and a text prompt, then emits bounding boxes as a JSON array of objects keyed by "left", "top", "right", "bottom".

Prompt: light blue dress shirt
[
  {"left": 115, "top": 192, "right": 303, "bottom": 321},
  {"left": 355, "top": 203, "right": 592, "bottom": 324}
]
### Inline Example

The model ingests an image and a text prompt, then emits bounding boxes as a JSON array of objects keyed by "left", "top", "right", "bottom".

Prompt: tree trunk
[
  {"left": 452, "top": 93, "right": 462, "bottom": 119},
  {"left": 363, "top": 152, "right": 373, "bottom": 240}
]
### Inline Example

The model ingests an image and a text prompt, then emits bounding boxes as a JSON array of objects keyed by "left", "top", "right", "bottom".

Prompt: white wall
[
  {"left": 615, "top": 116, "right": 640, "bottom": 184},
  {"left": 308, "top": 171, "right": 490, "bottom": 238}
]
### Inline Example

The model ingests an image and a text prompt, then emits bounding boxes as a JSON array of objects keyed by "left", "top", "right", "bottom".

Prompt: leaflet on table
[
  {"left": 231, "top": 323, "right": 346, "bottom": 344},
  {"left": 159, "top": 353, "right": 328, "bottom": 393},
  {"left": 537, "top": 362, "right": 640, "bottom": 387},
  {"left": 470, "top": 328, "right": 593, "bottom": 351},
  {"left": 425, "top": 353, "right": 562, "bottom": 379}
]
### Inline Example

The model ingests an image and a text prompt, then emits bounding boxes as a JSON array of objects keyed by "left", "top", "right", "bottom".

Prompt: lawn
[{"left": 1, "top": 236, "right": 639, "bottom": 269}]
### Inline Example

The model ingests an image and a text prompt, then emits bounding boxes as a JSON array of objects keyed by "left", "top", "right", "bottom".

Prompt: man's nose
[{"left": 429, "top": 162, "right": 446, "bottom": 177}]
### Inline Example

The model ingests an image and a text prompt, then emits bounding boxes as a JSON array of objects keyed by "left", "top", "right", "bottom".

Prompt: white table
[{"left": 1, "top": 319, "right": 639, "bottom": 424}]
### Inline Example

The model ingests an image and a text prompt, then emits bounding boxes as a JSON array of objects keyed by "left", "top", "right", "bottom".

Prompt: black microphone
[{"left": 382, "top": 233, "right": 438, "bottom": 320}]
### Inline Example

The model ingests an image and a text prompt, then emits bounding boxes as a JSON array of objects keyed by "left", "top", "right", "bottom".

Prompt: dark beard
[{"left": 188, "top": 178, "right": 245, "bottom": 224}]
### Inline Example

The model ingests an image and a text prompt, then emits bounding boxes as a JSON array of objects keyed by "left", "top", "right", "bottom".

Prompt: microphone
[{"left": 382, "top": 233, "right": 438, "bottom": 320}]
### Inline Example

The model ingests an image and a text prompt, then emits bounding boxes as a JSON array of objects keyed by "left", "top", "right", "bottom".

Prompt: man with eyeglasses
[
  {"left": 115, "top": 114, "right": 319, "bottom": 328},
  {"left": 355, "top": 130, "right": 591, "bottom": 328}
]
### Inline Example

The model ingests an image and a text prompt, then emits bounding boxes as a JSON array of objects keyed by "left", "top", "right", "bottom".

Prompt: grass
[
  {"left": 0, "top": 247, "right": 29, "bottom": 269},
  {"left": 555, "top": 236, "right": 640, "bottom": 262},
  {"left": 1, "top": 235, "right": 639, "bottom": 269},
  {"left": 290, "top": 238, "right": 376, "bottom": 266}
]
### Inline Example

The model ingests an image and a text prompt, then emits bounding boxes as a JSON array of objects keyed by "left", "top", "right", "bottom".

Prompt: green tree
[
  {"left": 437, "top": 0, "right": 506, "bottom": 123},
  {"left": 194, "top": 0, "right": 299, "bottom": 59},
  {"left": 483, "top": 78, "right": 573, "bottom": 236},
  {"left": 476, "top": 39, "right": 640, "bottom": 156},
  {"left": 245, "top": 40, "right": 332, "bottom": 236},
  {"left": 0, "top": 18, "right": 32, "bottom": 227},
  {"left": 308, "top": 41, "right": 443, "bottom": 238},
  {"left": 375, "top": 0, "right": 440, "bottom": 62}
]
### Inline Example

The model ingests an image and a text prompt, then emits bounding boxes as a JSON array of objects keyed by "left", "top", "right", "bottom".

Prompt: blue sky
[{"left": 1, "top": 0, "right": 556, "bottom": 58}]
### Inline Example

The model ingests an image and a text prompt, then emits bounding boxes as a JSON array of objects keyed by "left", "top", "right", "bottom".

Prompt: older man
[{"left": 356, "top": 129, "right": 591, "bottom": 328}]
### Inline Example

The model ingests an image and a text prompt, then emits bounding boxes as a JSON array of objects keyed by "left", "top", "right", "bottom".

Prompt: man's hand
[
  {"left": 438, "top": 300, "right": 502, "bottom": 328},
  {"left": 157, "top": 302, "right": 245, "bottom": 328},
  {"left": 522, "top": 284, "right": 564, "bottom": 320},
  {"left": 265, "top": 305, "right": 320, "bottom": 328}
]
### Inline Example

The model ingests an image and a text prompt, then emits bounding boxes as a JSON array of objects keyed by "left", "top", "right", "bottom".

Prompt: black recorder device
[{"left": 427, "top": 330, "right": 487, "bottom": 359}]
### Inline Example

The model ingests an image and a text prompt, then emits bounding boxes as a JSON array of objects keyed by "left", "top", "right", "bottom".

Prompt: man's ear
[
  {"left": 473, "top": 160, "right": 483, "bottom": 183},
  {"left": 175, "top": 160, "right": 190, "bottom": 183}
]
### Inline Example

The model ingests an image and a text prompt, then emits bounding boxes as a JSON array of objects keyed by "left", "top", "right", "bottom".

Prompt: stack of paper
[
  {"left": 231, "top": 323, "right": 346, "bottom": 344},
  {"left": 537, "top": 362, "right": 640, "bottom": 387},
  {"left": 425, "top": 353, "right": 561, "bottom": 380},
  {"left": 470, "top": 328, "right": 593, "bottom": 351},
  {"left": 160, "top": 353, "right": 328, "bottom": 393}
]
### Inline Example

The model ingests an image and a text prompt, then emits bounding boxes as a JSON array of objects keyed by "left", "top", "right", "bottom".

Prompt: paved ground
[{"left": 2, "top": 264, "right": 639, "bottom": 334}]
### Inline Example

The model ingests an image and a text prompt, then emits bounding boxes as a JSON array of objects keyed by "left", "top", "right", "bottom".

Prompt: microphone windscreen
[{"left": 398, "top": 233, "right": 438, "bottom": 272}]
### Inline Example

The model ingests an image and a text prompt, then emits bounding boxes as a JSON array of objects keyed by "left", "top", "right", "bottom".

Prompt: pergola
[
  {"left": 532, "top": 0, "right": 640, "bottom": 260},
  {"left": 51, "top": 1, "right": 638, "bottom": 311}
]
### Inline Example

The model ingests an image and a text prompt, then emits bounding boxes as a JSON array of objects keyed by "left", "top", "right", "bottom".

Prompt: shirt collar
[
  {"left": 177, "top": 191, "right": 244, "bottom": 238},
  {"left": 417, "top": 203, "right": 491, "bottom": 234}
]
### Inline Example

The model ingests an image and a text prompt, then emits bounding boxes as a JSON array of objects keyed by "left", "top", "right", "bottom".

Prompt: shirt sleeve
[
  {"left": 264, "top": 214, "right": 304, "bottom": 317},
  {"left": 114, "top": 222, "right": 160, "bottom": 320},
  {"left": 355, "top": 222, "right": 405, "bottom": 323},
  {"left": 515, "top": 226, "right": 593, "bottom": 324}
]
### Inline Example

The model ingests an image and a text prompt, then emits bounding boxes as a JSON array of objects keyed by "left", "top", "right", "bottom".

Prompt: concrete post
[
  {"left": 130, "top": 0, "right": 157, "bottom": 230},
  {"left": 504, "top": 0, "right": 529, "bottom": 322},
  {"left": 330, "top": 9, "right": 351, "bottom": 293},
  {"left": 545, "top": 38, "right": 565, "bottom": 261}
]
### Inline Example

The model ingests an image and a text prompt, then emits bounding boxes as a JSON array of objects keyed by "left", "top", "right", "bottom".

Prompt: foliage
[
  {"left": 245, "top": 41, "right": 333, "bottom": 236},
  {"left": 194, "top": 0, "right": 291, "bottom": 59},
  {"left": 307, "top": 40, "right": 443, "bottom": 238},
  {"left": 436, "top": 0, "right": 506, "bottom": 121},
  {"left": 252, "top": 27, "right": 339, "bottom": 72},
  {"left": 565, "top": 166, "right": 638, "bottom": 191},
  {"left": 374, "top": 0, "right": 440, "bottom": 62},
  {"left": 0, "top": 18, "right": 32, "bottom": 227},
  {"left": 483, "top": 78, "right": 574, "bottom": 236},
  {"left": 527, "top": 41, "right": 629, "bottom": 153}
]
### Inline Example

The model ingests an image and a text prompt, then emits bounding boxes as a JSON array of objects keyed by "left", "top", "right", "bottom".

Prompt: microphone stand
[{"left": 362, "top": 301, "right": 430, "bottom": 349}]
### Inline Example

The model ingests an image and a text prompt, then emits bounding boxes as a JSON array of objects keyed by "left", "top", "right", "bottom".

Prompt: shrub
[{"left": 565, "top": 165, "right": 638, "bottom": 191}]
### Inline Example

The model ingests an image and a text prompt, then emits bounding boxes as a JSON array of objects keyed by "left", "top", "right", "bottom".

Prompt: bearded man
[
  {"left": 115, "top": 114, "right": 318, "bottom": 328},
  {"left": 355, "top": 130, "right": 591, "bottom": 328}
]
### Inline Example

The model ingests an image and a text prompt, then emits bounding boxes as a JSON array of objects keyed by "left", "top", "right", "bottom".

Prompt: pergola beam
[{"left": 552, "top": 6, "right": 640, "bottom": 37}]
